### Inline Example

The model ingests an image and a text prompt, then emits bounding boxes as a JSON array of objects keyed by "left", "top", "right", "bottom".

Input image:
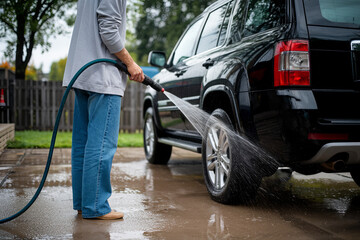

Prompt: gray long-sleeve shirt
[{"left": 63, "top": 0, "right": 127, "bottom": 96}]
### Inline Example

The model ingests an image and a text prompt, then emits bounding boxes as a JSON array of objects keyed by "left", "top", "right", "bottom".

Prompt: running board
[{"left": 158, "top": 137, "right": 202, "bottom": 153}]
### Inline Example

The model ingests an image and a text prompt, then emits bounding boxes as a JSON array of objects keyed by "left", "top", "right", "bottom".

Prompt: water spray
[{"left": 0, "top": 58, "right": 164, "bottom": 224}]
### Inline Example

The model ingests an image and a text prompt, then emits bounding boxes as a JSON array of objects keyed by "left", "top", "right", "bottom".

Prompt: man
[{"left": 63, "top": 0, "right": 144, "bottom": 220}]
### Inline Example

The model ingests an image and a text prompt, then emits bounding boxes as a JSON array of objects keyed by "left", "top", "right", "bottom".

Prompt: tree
[
  {"left": 49, "top": 57, "right": 67, "bottom": 81},
  {"left": 0, "top": 0, "right": 76, "bottom": 80},
  {"left": 134, "top": 0, "right": 214, "bottom": 62}
]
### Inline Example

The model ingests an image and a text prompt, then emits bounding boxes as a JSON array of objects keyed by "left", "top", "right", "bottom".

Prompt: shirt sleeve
[{"left": 96, "top": 0, "right": 125, "bottom": 53}]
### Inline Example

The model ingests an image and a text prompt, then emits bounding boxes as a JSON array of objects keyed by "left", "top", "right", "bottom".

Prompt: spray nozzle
[
  {"left": 115, "top": 59, "right": 165, "bottom": 92},
  {"left": 142, "top": 76, "right": 165, "bottom": 92}
]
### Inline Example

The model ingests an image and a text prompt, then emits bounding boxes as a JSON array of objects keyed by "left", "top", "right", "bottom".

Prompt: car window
[
  {"left": 172, "top": 17, "right": 204, "bottom": 66},
  {"left": 218, "top": 1, "right": 235, "bottom": 47},
  {"left": 319, "top": 0, "right": 360, "bottom": 25},
  {"left": 242, "top": 0, "right": 285, "bottom": 38},
  {"left": 196, "top": 4, "right": 229, "bottom": 55},
  {"left": 230, "top": 1, "right": 248, "bottom": 43},
  {"left": 303, "top": 0, "right": 360, "bottom": 28}
]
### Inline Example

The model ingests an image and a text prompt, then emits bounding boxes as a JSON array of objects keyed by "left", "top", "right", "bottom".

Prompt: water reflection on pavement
[{"left": 0, "top": 148, "right": 359, "bottom": 239}]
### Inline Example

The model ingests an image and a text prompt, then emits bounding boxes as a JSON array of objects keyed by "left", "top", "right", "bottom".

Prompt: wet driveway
[{"left": 0, "top": 147, "right": 360, "bottom": 239}]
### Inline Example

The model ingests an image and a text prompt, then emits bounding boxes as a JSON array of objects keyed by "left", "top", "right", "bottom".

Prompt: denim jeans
[{"left": 71, "top": 89, "right": 121, "bottom": 218}]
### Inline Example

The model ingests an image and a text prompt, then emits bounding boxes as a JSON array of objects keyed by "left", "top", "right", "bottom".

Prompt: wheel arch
[
  {"left": 143, "top": 95, "right": 163, "bottom": 132},
  {"left": 143, "top": 97, "right": 153, "bottom": 117},
  {"left": 201, "top": 86, "right": 242, "bottom": 133}
]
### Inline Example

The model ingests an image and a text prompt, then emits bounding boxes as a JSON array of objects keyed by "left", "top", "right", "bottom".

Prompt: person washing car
[{"left": 63, "top": 0, "right": 144, "bottom": 220}]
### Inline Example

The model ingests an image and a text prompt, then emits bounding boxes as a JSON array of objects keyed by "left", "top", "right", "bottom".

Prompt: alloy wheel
[
  {"left": 205, "top": 123, "right": 231, "bottom": 190},
  {"left": 145, "top": 117, "right": 155, "bottom": 157}
]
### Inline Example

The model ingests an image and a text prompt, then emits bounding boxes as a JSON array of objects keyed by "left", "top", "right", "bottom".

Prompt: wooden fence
[{"left": 0, "top": 68, "right": 146, "bottom": 132}]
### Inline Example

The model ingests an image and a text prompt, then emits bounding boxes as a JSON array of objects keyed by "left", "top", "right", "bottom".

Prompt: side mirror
[{"left": 148, "top": 51, "right": 167, "bottom": 68}]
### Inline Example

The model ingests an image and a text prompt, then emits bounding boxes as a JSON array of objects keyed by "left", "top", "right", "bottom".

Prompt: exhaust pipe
[
  {"left": 321, "top": 160, "right": 346, "bottom": 172},
  {"left": 321, "top": 152, "right": 349, "bottom": 172}
]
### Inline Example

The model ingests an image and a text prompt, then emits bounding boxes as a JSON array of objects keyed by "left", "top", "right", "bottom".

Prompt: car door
[
  {"left": 179, "top": 1, "right": 235, "bottom": 132},
  {"left": 156, "top": 16, "right": 205, "bottom": 132}
]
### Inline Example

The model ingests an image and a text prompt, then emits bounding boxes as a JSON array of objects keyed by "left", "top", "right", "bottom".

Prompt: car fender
[
  {"left": 143, "top": 90, "right": 163, "bottom": 132},
  {"left": 276, "top": 90, "right": 318, "bottom": 110},
  {"left": 201, "top": 59, "right": 252, "bottom": 135}
]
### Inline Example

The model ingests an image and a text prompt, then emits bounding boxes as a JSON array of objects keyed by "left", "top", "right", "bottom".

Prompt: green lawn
[{"left": 7, "top": 131, "right": 143, "bottom": 148}]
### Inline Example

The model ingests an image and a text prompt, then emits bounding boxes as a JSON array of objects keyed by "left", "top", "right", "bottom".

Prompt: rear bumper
[
  {"left": 254, "top": 89, "right": 360, "bottom": 163},
  {"left": 302, "top": 142, "right": 360, "bottom": 165}
]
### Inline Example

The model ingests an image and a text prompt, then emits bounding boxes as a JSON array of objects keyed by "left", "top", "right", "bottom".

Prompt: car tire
[
  {"left": 202, "top": 109, "right": 262, "bottom": 204},
  {"left": 143, "top": 107, "right": 172, "bottom": 164},
  {"left": 350, "top": 166, "right": 360, "bottom": 187}
]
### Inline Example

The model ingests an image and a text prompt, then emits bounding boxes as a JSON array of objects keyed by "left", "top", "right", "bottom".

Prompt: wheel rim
[
  {"left": 206, "top": 123, "right": 231, "bottom": 190},
  {"left": 145, "top": 117, "right": 155, "bottom": 156}
]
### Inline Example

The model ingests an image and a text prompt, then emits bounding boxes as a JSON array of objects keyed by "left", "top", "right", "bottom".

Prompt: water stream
[{"left": 164, "top": 91, "right": 279, "bottom": 182}]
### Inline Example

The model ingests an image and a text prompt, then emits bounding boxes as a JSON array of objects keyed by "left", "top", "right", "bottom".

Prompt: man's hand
[
  {"left": 127, "top": 62, "right": 144, "bottom": 83},
  {"left": 115, "top": 48, "right": 145, "bottom": 82}
]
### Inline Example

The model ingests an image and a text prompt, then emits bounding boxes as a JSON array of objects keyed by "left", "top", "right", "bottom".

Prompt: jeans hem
[{"left": 82, "top": 209, "right": 112, "bottom": 219}]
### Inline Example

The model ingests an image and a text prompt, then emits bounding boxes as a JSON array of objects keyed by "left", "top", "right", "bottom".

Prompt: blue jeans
[{"left": 71, "top": 89, "right": 121, "bottom": 218}]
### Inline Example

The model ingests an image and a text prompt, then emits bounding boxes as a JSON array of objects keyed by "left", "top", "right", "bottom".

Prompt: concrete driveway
[{"left": 0, "top": 147, "right": 360, "bottom": 239}]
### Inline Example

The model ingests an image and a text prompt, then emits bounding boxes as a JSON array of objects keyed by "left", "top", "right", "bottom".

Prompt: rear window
[{"left": 304, "top": 0, "right": 360, "bottom": 28}]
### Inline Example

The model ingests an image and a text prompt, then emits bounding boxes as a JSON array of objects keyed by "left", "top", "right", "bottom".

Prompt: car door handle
[
  {"left": 175, "top": 70, "right": 186, "bottom": 77},
  {"left": 202, "top": 58, "right": 214, "bottom": 69}
]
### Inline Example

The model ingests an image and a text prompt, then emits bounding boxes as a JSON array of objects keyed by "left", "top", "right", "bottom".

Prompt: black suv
[{"left": 142, "top": 0, "right": 360, "bottom": 203}]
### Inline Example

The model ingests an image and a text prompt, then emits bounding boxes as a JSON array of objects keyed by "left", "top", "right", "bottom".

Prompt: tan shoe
[
  {"left": 77, "top": 210, "right": 82, "bottom": 215},
  {"left": 94, "top": 210, "right": 124, "bottom": 220}
]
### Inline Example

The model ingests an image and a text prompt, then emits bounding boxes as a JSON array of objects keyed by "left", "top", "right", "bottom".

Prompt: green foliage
[
  {"left": 7, "top": 131, "right": 144, "bottom": 148},
  {"left": 49, "top": 57, "right": 67, "bottom": 81},
  {"left": 0, "top": 0, "right": 76, "bottom": 79},
  {"left": 25, "top": 64, "right": 38, "bottom": 81},
  {"left": 133, "top": 0, "right": 214, "bottom": 62}
]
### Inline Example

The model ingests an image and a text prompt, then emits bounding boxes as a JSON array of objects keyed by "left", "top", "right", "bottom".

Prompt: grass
[{"left": 7, "top": 131, "right": 144, "bottom": 149}]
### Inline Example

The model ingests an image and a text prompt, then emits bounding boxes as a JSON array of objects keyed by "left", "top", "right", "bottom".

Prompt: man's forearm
[
  {"left": 114, "top": 48, "right": 135, "bottom": 67},
  {"left": 114, "top": 48, "right": 144, "bottom": 82}
]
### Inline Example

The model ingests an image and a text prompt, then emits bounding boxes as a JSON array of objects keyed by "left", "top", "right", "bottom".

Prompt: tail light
[
  {"left": 274, "top": 40, "right": 310, "bottom": 87},
  {"left": 308, "top": 133, "right": 349, "bottom": 140}
]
